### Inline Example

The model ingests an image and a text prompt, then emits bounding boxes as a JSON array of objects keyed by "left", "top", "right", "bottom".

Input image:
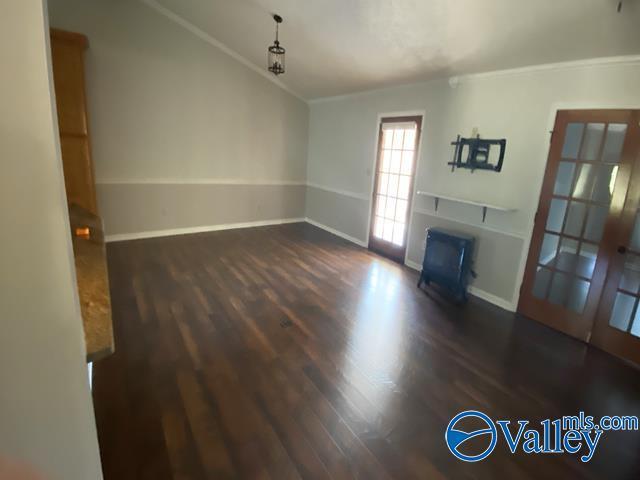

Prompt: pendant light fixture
[{"left": 268, "top": 14, "right": 285, "bottom": 75}]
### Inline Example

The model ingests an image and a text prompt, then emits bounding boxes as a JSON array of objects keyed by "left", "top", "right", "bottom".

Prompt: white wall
[
  {"left": 48, "top": 0, "right": 309, "bottom": 237},
  {"left": 306, "top": 59, "right": 640, "bottom": 309},
  {"left": 0, "top": 1, "right": 102, "bottom": 478}
]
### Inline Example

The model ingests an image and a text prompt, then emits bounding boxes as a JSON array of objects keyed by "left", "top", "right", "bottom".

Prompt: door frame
[
  {"left": 365, "top": 110, "right": 425, "bottom": 264},
  {"left": 518, "top": 108, "right": 639, "bottom": 341},
  {"left": 367, "top": 114, "right": 424, "bottom": 263}
]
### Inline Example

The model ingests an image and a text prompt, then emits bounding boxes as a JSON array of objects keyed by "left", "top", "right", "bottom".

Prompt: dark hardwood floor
[{"left": 95, "top": 222, "right": 640, "bottom": 479}]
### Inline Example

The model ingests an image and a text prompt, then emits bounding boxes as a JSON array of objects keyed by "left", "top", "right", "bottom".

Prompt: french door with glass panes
[
  {"left": 590, "top": 110, "right": 640, "bottom": 365},
  {"left": 369, "top": 116, "right": 422, "bottom": 263},
  {"left": 519, "top": 110, "right": 640, "bottom": 351}
]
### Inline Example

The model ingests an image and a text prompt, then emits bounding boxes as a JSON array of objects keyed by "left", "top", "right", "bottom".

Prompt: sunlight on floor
[{"left": 341, "top": 261, "right": 408, "bottom": 419}]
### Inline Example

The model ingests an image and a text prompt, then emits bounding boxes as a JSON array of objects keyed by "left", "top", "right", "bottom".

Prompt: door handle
[{"left": 617, "top": 245, "right": 627, "bottom": 254}]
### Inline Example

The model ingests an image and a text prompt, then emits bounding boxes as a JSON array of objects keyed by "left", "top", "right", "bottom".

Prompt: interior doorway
[
  {"left": 369, "top": 116, "right": 422, "bottom": 263},
  {"left": 519, "top": 109, "right": 640, "bottom": 365}
]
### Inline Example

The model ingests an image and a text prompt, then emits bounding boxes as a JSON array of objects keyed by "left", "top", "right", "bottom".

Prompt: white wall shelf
[{"left": 417, "top": 191, "right": 516, "bottom": 222}]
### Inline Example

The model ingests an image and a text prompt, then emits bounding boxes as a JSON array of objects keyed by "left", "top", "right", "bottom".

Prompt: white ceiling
[{"left": 151, "top": 0, "right": 640, "bottom": 100}]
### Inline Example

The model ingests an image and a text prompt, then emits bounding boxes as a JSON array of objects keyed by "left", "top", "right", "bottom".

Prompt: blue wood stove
[{"left": 417, "top": 228, "right": 475, "bottom": 302}]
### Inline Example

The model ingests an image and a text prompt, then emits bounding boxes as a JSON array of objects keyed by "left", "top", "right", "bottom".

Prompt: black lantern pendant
[{"left": 268, "top": 14, "right": 285, "bottom": 75}]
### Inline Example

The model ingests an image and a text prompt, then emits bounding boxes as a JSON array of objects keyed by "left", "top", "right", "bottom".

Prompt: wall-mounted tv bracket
[{"left": 448, "top": 135, "right": 506, "bottom": 172}]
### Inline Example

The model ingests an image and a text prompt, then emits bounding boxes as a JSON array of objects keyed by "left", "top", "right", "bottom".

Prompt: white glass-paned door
[{"left": 372, "top": 123, "right": 417, "bottom": 246}]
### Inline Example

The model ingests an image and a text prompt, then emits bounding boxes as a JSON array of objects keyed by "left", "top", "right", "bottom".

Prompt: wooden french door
[
  {"left": 369, "top": 116, "right": 422, "bottom": 263},
  {"left": 520, "top": 110, "right": 640, "bottom": 352},
  {"left": 591, "top": 111, "right": 640, "bottom": 365}
]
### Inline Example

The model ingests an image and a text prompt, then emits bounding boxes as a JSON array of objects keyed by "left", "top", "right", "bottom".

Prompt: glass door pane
[
  {"left": 607, "top": 219, "right": 640, "bottom": 338},
  {"left": 372, "top": 124, "right": 417, "bottom": 246},
  {"left": 530, "top": 122, "right": 625, "bottom": 314}
]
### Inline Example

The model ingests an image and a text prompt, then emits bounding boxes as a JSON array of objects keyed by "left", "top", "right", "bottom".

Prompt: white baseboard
[
  {"left": 405, "top": 259, "right": 422, "bottom": 271},
  {"left": 105, "top": 217, "right": 305, "bottom": 242},
  {"left": 467, "top": 287, "right": 516, "bottom": 312},
  {"left": 304, "top": 217, "right": 368, "bottom": 247},
  {"left": 404, "top": 258, "right": 516, "bottom": 312}
]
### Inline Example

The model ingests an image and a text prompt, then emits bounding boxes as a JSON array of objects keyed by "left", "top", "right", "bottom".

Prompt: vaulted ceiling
[{"left": 150, "top": 0, "right": 640, "bottom": 100}]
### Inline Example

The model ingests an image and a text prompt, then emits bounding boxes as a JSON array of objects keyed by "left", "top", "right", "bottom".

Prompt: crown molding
[
  {"left": 307, "top": 79, "right": 439, "bottom": 105},
  {"left": 138, "top": 0, "right": 306, "bottom": 102},
  {"left": 309, "top": 55, "right": 640, "bottom": 104},
  {"left": 452, "top": 55, "right": 640, "bottom": 84}
]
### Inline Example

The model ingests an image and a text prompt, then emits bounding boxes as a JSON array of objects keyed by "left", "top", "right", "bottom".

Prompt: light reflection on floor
[{"left": 340, "top": 260, "right": 408, "bottom": 423}]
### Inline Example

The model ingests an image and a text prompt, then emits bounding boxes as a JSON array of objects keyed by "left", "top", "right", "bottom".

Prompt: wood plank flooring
[{"left": 95, "top": 222, "right": 640, "bottom": 479}]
